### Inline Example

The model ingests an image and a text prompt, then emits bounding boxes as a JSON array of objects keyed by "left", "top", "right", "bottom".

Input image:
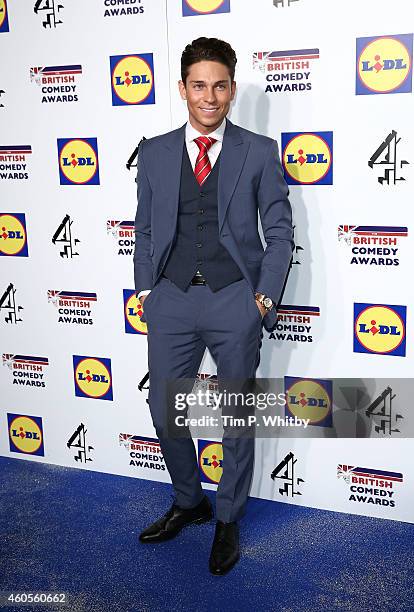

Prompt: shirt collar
[{"left": 185, "top": 117, "right": 226, "bottom": 145}]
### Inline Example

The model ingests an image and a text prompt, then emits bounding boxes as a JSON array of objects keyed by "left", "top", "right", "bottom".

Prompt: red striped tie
[{"left": 194, "top": 136, "right": 217, "bottom": 186}]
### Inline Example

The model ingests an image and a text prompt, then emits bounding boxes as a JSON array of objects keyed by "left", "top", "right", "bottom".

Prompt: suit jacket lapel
[
  {"left": 218, "top": 119, "right": 250, "bottom": 233},
  {"left": 163, "top": 124, "right": 186, "bottom": 237},
  {"left": 162, "top": 119, "right": 250, "bottom": 236}
]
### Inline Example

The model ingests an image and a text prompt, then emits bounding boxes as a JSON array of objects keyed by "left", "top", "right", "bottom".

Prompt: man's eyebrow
[{"left": 189, "top": 80, "right": 229, "bottom": 85}]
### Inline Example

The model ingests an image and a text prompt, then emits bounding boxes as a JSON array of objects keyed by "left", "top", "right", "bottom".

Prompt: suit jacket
[{"left": 133, "top": 119, "right": 294, "bottom": 332}]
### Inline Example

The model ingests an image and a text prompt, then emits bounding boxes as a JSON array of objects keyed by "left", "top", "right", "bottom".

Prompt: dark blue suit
[{"left": 134, "top": 119, "right": 293, "bottom": 521}]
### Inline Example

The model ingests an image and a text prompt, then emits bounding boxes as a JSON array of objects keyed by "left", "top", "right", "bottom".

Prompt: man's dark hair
[{"left": 181, "top": 37, "right": 237, "bottom": 84}]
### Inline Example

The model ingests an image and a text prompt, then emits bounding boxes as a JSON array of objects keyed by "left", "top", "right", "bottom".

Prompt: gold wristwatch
[{"left": 254, "top": 292, "right": 274, "bottom": 311}]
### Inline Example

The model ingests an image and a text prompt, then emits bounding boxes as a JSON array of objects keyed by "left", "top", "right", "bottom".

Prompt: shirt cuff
[{"left": 138, "top": 289, "right": 151, "bottom": 299}]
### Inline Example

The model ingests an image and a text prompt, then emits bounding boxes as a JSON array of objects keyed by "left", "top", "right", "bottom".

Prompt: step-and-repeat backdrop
[{"left": 1, "top": 0, "right": 413, "bottom": 523}]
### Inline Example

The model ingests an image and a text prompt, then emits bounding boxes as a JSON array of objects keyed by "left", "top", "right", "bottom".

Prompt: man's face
[{"left": 178, "top": 60, "right": 236, "bottom": 134}]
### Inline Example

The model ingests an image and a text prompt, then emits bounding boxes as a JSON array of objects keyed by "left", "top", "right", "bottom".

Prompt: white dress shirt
[
  {"left": 138, "top": 118, "right": 226, "bottom": 300},
  {"left": 185, "top": 116, "right": 226, "bottom": 172}
]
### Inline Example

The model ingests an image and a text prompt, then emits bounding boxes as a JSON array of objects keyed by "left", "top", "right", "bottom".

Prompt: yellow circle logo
[
  {"left": 59, "top": 139, "right": 98, "bottom": 184},
  {"left": 199, "top": 442, "right": 223, "bottom": 484},
  {"left": 355, "top": 306, "right": 405, "bottom": 353},
  {"left": 185, "top": 0, "right": 225, "bottom": 13},
  {"left": 112, "top": 56, "right": 153, "bottom": 104},
  {"left": 286, "top": 380, "right": 330, "bottom": 424},
  {"left": 283, "top": 133, "right": 332, "bottom": 184},
  {"left": 358, "top": 37, "right": 411, "bottom": 93},
  {"left": 9, "top": 416, "right": 42, "bottom": 454},
  {"left": 125, "top": 292, "right": 148, "bottom": 334},
  {"left": 75, "top": 357, "right": 111, "bottom": 398},
  {"left": 0, "top": 214, "right": 26, "bottom": 255},
  {"left": 355, "top": 305, "right": 405, "bottom": 354},
  {"left": 0, "top": 0, "right": 7, "bottom": 29}
]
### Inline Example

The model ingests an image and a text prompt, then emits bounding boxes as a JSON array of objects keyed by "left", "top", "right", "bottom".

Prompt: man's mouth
[{"left": 200, "top": 107, "right": 219, "bottom": 113}]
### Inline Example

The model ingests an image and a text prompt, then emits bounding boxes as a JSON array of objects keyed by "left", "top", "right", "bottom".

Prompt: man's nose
[{"left": 203, "top": 87, "right": 217, "bottom": 103}]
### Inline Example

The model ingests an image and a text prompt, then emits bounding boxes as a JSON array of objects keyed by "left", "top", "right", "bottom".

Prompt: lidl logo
[
  {"left": 57, "top": 138, "right": 100, "bottom": 185},
  {"left": 198, "top": 439, "right": 223, "bottom": 484},
  {"left": 8, "top": 414, "right": 44, "bottom": 456},
  {"left": 285, "top": 377, "right": 332, "bottom": 427},
  {"left": 282, "top": 132, "right": 333, "bottom": 185},
  {"left": 0, "top": 0, "right": 9, "bottom": 33},
  {"left": 354, "top": 303, "right": 406, "bottom": 357},
  {"left": 0, "top": 213, "right": 28, "bottom": 256},
  {"left": 123, "top": 289, "right": 148, "bottom": 335},
  {"left": 182, "top": 0, "right": 230, "bottom": 16},
  {"left": 73, "top": 355, "right": 113, "bottom": 400},
  {"left": 110, "top": 54, "right": 155, "bottom": 106},
  {"left": 356, "top": 34, "right": 413, "bottom": 95}
]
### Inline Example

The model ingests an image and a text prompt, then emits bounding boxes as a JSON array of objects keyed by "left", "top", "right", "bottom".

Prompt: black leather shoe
[
  {"left": 139, "top": 495, "right": 213, "bottom": 543},
  {"left": 209, "top": 520, "right": 240, "bottom": 575}
]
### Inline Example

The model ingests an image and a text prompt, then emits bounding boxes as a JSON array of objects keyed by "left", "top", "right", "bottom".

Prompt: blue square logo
[
  {"left": 57, "top": 138, "right": 100, "bottom": 185},
  {"left": 110, "top": 54, "right": 155, "bottom": 106},
  {"left": 198, "top": 439, "right": 223, "bottom": 484},
  {"left": 285, "top": 377, "right": 333, "bottom": 428},
  {"left": 8, "top": 414, "right": 44, "bottom": 456},
  {"left": 356, "top": 34, "right": 413, "bottom": 95},
  {"left": 282, "top": 131, "right": 333, "bottom": 185},
  {"left": 0, "top": 0, "right": 10, "bottom": 33},
  {"left": 182, "top": 0, "right": 230, "bottom": 17},
  {"left": 73, "top": 355, "right": 113, "bottom": 400},
  {"left": 354, "top": 303, "right": 407, "bottom": 357}
]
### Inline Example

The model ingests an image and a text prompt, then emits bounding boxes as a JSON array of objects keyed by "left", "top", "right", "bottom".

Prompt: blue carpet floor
[{"left": 0, "top": 456, "right": 413, "bottom": 612}]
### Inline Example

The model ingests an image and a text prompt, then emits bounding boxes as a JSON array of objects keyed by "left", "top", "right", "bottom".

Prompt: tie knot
[{"left": 194, "top": 136, "right": 217, "bottom": 152}]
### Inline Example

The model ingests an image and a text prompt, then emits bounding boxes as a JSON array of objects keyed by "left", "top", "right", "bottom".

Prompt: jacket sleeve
[
  {"left": 255, "top": 139, "right": 294, "bottom": 305},
  {"left": 133, "top": 142, "right": 154, "bottom": 296}
]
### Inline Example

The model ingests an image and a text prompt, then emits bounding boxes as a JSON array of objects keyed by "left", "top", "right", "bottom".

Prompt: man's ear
[
  {"left": 178, "top": 79, "right": 187, "bottom": 101},
  {"left": 231, "top": 80, "right": 236, "bottom": 100}
]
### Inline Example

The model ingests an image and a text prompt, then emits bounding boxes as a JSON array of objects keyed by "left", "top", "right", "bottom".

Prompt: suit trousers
[{"left": 143, "top": 274, "right": 263, "bottom": 523}]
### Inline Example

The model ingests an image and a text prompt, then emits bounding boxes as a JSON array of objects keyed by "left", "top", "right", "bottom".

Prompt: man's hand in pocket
[
  {"left": 255, "top": 298, "right": 266, "bottom": 318},
  {"left": 139, "top": 290, "right": 151, "bottom": 308}
]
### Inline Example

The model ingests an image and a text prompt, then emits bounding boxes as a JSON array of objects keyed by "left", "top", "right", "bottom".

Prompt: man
[{"left": 133, "top": 37, "right": 293, "bottom": 575}]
